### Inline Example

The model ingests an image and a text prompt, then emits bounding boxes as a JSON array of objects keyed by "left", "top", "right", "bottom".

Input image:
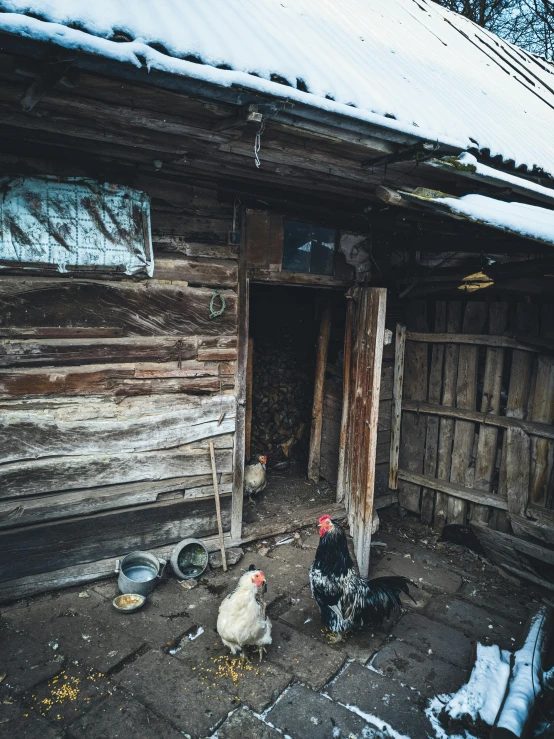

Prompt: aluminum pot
[{"left": 115, "top": 551, "right": 167, "bottom": 597}]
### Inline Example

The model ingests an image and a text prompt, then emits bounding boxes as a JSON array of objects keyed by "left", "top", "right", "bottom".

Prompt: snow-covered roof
[{"left": 1, "top": 0, "right": 554, "bottom": 179}]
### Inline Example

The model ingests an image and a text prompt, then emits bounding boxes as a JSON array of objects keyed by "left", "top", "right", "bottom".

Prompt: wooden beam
[
  {"left": 398, "top": 469, "right": 508, "bottom": 510},
  {"left": 388, "top": 324, "right": 406, "bottom": 490},
  {"left": 406, "top": 331, "right": 539, "bottom": 352},
  {"left": 505, "top": 427, "right": 531, "bottom": 517},
  {"left": 401, "top": 401, "right": 554, "bottom": 440},
  {"left": 529, "top": 357, "right": 554, "bottom": 506},
  {"left": 308, "top": 302, "right": 333, "bottom": 482},
  {"left": 20, "top": 60, "right": 72, "bottom": 112},
  {"left": 511, "top": 505, "right": 554, "bottom": 546}
]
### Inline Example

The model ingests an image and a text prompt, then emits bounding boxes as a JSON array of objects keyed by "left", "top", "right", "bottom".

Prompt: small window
[{"left": 282, "top": 220, "right": 337, "bottom": 275}]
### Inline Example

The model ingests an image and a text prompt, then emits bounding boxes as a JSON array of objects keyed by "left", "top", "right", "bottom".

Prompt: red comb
[{"left": 318, "top": 514, "right": 332, "bottom": 524}]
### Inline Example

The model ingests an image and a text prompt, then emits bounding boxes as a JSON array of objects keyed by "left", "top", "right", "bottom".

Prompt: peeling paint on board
[{"left": 0, "top": 177, "right": 153, "bottom": 276}]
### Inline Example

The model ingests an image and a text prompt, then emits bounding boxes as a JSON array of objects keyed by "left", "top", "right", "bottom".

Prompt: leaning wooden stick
[{"left": 209, "top": 440, "right": 227, "bottom": 572}]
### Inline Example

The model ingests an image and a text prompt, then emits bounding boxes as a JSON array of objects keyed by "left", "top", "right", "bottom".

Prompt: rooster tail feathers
[
  {"left": 369, "top": 575, "right": 415, "bottom": 602},
  {"left": 361, "top": 575, "right": 414, "bottom": 624}
]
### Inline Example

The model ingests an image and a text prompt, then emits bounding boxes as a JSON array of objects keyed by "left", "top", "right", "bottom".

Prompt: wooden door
[{"left": 337, "top": 287, "right": 387, "bottom": 577}]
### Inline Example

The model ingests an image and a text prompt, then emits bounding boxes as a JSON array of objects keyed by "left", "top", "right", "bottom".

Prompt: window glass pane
[
  {"left": 282, "top": 220, "right": 311, "bottom": 273},
  {"left": 310, "top": 225, "right": 336, "bottom": 275}
]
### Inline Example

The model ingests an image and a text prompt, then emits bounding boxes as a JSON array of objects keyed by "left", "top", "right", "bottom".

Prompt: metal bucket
[
  {"left": 115, "top": 551, "right": 167, "bottom": 597},
  {"left": 170, "top": 539, "right": 209, "bottom": 579}
]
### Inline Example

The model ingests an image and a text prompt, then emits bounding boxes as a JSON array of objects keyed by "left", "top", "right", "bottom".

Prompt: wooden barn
[{"left": 0, "top": 0, "right": 553, "bottom": 600}]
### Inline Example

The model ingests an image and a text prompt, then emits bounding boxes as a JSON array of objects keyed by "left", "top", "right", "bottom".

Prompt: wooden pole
[
  {"left": 337, "top": 297, "right": 354, "bottom": 504},
  {"left": 209, "top": 440, "right": 227, "bottom": 572},
  {"left": 308, "top": 302, "right": 332, "bottom": 483},
  {"left": 245, "top": 338, "right": 254, "bottom": 461},
  {"left": 389, "top": 324, "right": 406, "bottom": 490}
]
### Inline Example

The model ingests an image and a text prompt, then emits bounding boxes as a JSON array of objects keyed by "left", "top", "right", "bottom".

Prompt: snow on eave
[
  {"left": 0, "top": 11, "right": 465, "bottom": 152},
  {"left": 412, "top": 191, "right": 554, "bottom": 247},
  {"left": 426, "top": 154, "right": 554, "bottom": 207}
]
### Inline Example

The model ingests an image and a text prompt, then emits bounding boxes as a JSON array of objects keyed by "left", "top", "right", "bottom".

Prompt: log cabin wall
[{"left": 0, "top": 177, "right": 240, "bottom": 601}]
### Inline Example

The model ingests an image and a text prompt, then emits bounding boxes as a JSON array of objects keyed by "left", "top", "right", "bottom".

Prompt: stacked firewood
[{"left": 250, "top": 338, "right": 314, "bottom": 463}]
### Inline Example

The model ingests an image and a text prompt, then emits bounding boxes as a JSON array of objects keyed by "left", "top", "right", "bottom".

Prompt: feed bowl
[
  {"left": 170, "top": 538, "right": 209, "bottom": 579},
  {"left": 112, "top": 593, "right": 146, "bottom": 613}
]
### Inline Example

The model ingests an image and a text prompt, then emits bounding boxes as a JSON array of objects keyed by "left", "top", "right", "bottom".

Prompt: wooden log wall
[
  {"left": 395, "top": 299, "right": 554, "bottom": 585},
  {"left": 0, "top": 179, "right": 239, "bottom": 600}
]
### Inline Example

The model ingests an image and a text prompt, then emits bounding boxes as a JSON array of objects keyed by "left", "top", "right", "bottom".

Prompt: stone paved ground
[{"left": 0, "top": 513, "right": 544, "bottom": 739}]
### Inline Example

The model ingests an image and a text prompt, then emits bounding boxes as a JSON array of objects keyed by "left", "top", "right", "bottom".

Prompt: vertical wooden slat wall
[{"left": 395, "top": 299, "right": 554, "bottom": 543}]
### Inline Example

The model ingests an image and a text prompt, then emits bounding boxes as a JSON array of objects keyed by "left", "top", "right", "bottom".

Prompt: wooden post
[
  {"left": 231, "top": 209, "right": 249, "bottom": 542},
  {"left": 389, "top": 323, "right": 406, "bottom": 490},
  {"left": 436, "top": 301, "right": 462, "bottom": 527},
  {"left": 472, "top": 302, "right": 508, "bottom": 523},
  {"left": 308, "top": 302, "right": 332, "bottom": 483},
  {"left": 337, "top": 297, "right": 354, "bottom": 504},
  {"left": 209, "top": 440, "right": 227, "bottom": 572},
  {"left": 245, "top": 338, "right": 254, "bottom": 461},
  {"left": 448, "top": 302, "right": 487, "bottom": 525},
  {"left": 421, "top": 301, "right": 445, "bottom": 523}
]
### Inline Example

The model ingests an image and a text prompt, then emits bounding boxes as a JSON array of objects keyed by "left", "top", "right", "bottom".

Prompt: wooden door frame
[{"left": 338, "top": 287, "right": 387, "bottom": 577}]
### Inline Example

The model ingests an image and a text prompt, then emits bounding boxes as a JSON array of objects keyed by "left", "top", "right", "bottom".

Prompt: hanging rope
[{"left": 209, "top": 290, "right": 227, "bottom": 319}]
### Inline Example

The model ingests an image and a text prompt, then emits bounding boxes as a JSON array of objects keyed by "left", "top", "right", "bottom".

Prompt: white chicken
[
  {"left": 244, "top": 454, "right": 267, "bottom": 504},
  {"left": 217, "top": 565, "right": 272, "bottom": 662}
]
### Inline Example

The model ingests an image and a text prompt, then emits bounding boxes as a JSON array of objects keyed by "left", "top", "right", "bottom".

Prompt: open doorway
[{"left": 243, "top": 284, "right": 346, "bottom": 526}]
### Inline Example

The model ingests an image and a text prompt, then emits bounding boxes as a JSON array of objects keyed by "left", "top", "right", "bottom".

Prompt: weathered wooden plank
[
  {"left": 398, "top": 469, "right": 508, "bottom": 510},
  {"left": 421, "top": 301, "right": 446, "bottom": 524},
  {"left": 0, "top": 278, "right": 237, "bottom": 336},
  {"left": 406, "top": 331, "right": 539, "bottom": 352},
  {"left": 529, "top": 356, "right": 554, "bottom": 506},
  {"left": 0, "top": 446, "right": 233, "bottom": 499},
  {"left": 401, "top": 401, "right": 554, "bottom": 440},
  {"left": 449, "top": 302, "right": 488, "bottom": 524},
  {"left": 510, "top": 505, "right": 554, "bottom": 546},
  {"left": 389, "top": 323, "right": 406, "bottom": 490},
  {"left": 154, "top": 241, "right": 239, "bottom": 260},
  {"left": 436, "top": 301, "right": 463, "bottom": 527},
  {"left": 1, "top": 394, "right": 236, "bottom": 464},
  {"left": 0, "top": 337, "right": 196, "bottom": 368},
  {"left": 0, "top": 327, "right": 125, "bottom": 338},
  {"left": 497, "top": 304, "right": 539, "bottom": 530},
  {"left": 0, "top": 496, "right": 232, "bottom": 582},
  {"left": 505, "top": 427, "right": 531, "bottom": 517},
  {"left": 248, "top": 269, "right": 353, "bottom": 288},
  {"left": 153, "top": 255, "right": 238, "bottom": 288},
  {"left": 308, "top": 302, "right": 332, "bottom": 482},
  {"left": 398, "top": 302, "right": 428, "bottom": 513},
  {"left": 245, "top": 209, "right": 270, "bottom": 268},
  {"left": 0, "top": 365, "right": 222, "bottom": 398},
  {"left": 472, "top": 303, "right": 508, "bottom": 523},
  {"left": 196, "top": 347, "right": 238, "bottom": 361},
  {"left": 0, "top": 475, "right": 234, "bottom": 529}
]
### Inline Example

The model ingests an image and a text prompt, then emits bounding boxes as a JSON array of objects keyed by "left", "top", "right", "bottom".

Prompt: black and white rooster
[{"left": 309, "top": 514, "right": 413, "bottom": 642}]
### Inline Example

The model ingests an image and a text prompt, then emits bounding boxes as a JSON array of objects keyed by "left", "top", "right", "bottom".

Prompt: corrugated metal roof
[{"left": 1, "top": 0, "right": 554, "bottom": 177}]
